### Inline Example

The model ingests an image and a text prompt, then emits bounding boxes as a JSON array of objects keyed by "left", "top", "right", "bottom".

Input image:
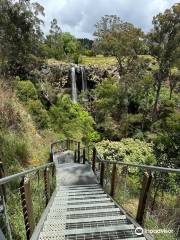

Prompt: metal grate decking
[{"left": 38, "top": 157, "right": 148, "bottom": 240}]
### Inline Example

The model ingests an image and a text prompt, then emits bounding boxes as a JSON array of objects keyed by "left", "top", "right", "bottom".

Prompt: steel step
[
  {"left": 50, "top": 202, "right": 115, "bottom": 210},
  {"left": 55, "top": 194, "right": 108, "bottom": 200},
  {"left": 60, "top": 184, "right": 99, "bottom": 188},
  {"left": 57, "top": 188, "right": 103, "bottom": 193},
  {"left": 40, "top": 224, "right": 135, "bottom": 237},
  {"left": 56, "top": 191, "right": 105, "bottom": 196},
  {"left": 45, "top": 215, "right": 127, "bottom": 226},
  {"left": 67, "top": 198, "right": 109, "bottom": 204},
  {"left": 48, "top": 207, "right": 121, "bottom": 217}
]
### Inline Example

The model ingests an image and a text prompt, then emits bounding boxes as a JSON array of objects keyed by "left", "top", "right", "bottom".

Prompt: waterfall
[{"left": 71, "top": 67, "right": 77, "bottom": 103}]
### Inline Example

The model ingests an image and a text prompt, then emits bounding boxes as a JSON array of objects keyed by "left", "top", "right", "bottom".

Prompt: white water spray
[{"left": 71, "top": 67, "right": 77, "bottom": 103}]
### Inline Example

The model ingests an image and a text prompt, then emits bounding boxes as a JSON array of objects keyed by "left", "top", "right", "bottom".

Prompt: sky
[{"left": 34, "top": 0, "right": 178, "bottom": 39}]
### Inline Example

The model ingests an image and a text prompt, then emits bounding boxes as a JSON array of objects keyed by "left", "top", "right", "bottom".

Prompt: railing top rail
[
  {"left": 96, "top": 155, "right": 180, "bottom": 173},
  {"left": 51, "top": 139, "right": 80, "bottom": 151},
  {"left": 0, "top": 162, "right": 54, "bottom": 186},
  {"left": 51, "top": 139, "right": 79, "bottom": 145}
]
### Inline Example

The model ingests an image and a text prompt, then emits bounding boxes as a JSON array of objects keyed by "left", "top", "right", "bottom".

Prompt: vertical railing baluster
[
  {"left": 0, "top": 162, "right": 6, "bottom": 201},
  {"left": 110, "top": 164, "right": 117, "bottom": 197},
  {"left": 100, "top": 162, "right": 105, "bottom": 187},
  {"left": 49, "top": 148, "right": 53, "bottom": 163},
  {"left": 83, "top": 148, "right": 86, "bottom": 164},
  {"left": 77, "top": 142, "right": 80, "bottom": 163},
  {"left": 20, "top": 177, "right": 34, "bottom": 239},
  {"left": 44, "top": 168, "right": 50, "bottom": 206},
  {"left": 0, "top": 162, "right": 12, "bottom": 239},
  {"left": 136, "top": 171, "right": 153, "bottom": 225},
  {"left": 74, "top": 150, "right": 77, "bottom": 163},
  {"left": 92, "top": 147, "right": 96, "bottom": 172}
]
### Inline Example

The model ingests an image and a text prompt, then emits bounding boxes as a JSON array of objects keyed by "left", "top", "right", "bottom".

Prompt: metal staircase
[
  {"left": 39, "top": 183, "right": 146, "bottom": 240},
  {"left": 1, "top": 140, "right": 179, "bottom": 240},
  {"left": 37, "top": 156, "right": 147, "bottom": 240}
]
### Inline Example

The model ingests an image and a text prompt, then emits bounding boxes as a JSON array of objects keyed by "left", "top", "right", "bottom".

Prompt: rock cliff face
[
  {"left": 39, "top": 62, "right": 119, "bottom": 91},
  {"left": 31, "top": 62, "right": 119, "bottom": 104}
]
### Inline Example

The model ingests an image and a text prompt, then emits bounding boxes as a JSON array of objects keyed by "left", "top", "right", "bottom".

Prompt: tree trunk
[
  {"left": 152, "top": 80, "right": 161, "bottom": 119},
  {"left": 169, "top": 87, "right": 173, "bottom": 100}
]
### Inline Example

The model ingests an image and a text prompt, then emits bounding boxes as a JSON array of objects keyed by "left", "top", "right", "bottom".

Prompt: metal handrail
[
  {"left": 51, "top": 140, "right": 180, "bottom": 174},
  {"left": 0, "top": 162, "right": 54, "bottom": 186},
  {"left": 95, "top": 149, "right": 180, "bottom": 173},
  {"left": 50, "top": 139, "right": 79, "bottom": 152}
]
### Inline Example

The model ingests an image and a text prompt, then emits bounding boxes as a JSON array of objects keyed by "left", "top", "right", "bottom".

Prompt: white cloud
[{"left": 34, "top": 0, "right": 178, "bottom": 38}]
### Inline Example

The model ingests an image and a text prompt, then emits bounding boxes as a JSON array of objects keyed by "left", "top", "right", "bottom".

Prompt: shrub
[
  {"left": 96, "top": 138, "right": 156, "bottom": 165},
  {"left": 16, "top": 80, "right": 38, "bottom": 102},
  {"left": 50, "top": 94, "right": 100, "bottom": 144},
  {"left": 0, "top": 131, "right": 29, "bottom": 174},
  {"left": 27, "top": 100, "right": 50, "bottom": 129}
]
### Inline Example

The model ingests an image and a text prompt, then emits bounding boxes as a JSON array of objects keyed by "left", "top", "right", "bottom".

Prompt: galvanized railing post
[
  {"left": 74, "top": 150, "right": 77, "bottom": 163},
  {"left": 49, "top": 148, "right": 53, "bottom": 162},
  {"left": 83, "top": 148, "right": 86, "bottom": 164},
  {"left": 44, "top": 168, "right": 50, "bottom": 206},
  {"left": 77, "top": 142, "right": 80, "bottom": 163},
  {"left": 0, "top": 162, "right": 6, "bottom": 202},
  {"left": 136, "top": 172, "right": 153, "bottom": 225},
  {"left": 110, "top": 164, "right": 117, "bottom": 197},
  {"left": 100, "top": 162, "right": 105, "bottom": 187},
  {"left": 20, "top": 177, "right": 34, "bottom": 239},
  {"left": 92, "top": 147, "right": 96, "bottom": 172}
]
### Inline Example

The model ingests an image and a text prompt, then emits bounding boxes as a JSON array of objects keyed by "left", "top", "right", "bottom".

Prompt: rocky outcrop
[{"left": 38, "top": 62, "right": 119, "bottom": 91}]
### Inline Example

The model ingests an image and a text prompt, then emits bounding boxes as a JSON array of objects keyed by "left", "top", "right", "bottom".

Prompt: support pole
[
  {"left": 49, "top": 150, "right": 53, "bottom": 163},
  {"left": 20, "top": 177, "right": 34, "bottom": 239},
  {"left": 92, "top": 147, "right": 96, "bottom": 172},
  {"left": 77, "top": 142, "right": 80, "bottom": 163},
  {"left": 110, "top": 164, "right": 117, "bottom": 197},
  {"left": 100, "top": 162, "right": 105, "bottom": 187},
  {"left": 83, "top": 148, "right": 86, "bottom": 164},
  {"left": 136, "top": 172, "right": 153, "bottom": 225},
  {"left": 74, "top": 150, "right": 77, "bottom": 163},
  {"left": 44, "top": 168, "right": 50, "bottom": 206},
  {"left": 0, "top": 162, "right": 6, "bottom": 201}
]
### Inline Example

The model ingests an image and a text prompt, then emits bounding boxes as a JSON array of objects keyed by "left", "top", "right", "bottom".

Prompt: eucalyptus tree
[
  {"left": 0, "top": 0, "right": 45, "bottom": 77},
  {"left": 147, "top": 3, "right": 180, "bottom": 116},
  {"left": 94, "top": 15, "right": 144, "bottom": 76},
  {"left": 45, "top": 18, "right": 64, "bottom": 60}
]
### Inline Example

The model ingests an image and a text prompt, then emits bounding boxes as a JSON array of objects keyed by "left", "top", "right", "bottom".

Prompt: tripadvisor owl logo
[{"left": 135, "top": 227, "right": 144, "bottom": 236}]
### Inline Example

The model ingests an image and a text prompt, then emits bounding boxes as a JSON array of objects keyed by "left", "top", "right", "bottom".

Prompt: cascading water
[{"left": 71, "top": 67, "right": 77, "bottom": 103}]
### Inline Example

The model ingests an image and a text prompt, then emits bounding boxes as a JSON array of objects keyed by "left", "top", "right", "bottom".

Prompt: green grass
[{"left": 81, "top": 55, "right": 117, "bottom": 66}]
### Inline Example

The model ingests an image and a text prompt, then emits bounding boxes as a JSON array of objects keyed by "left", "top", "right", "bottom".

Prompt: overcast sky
[{"left": 35, "top": 0, "right": 178, "bottom": 38}]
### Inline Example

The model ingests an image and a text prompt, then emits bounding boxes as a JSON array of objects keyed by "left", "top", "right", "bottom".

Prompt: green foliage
[
  {"left": 16, "top": 80, "right": 38, "bottom": 102},
  {"left": 27, "top": 100, "right": 50, "bottom": 129},
  {"left": 152, "top": 105, "right": 180, "bottom": 169},
  {"left": 62, "top": 32, "right": 80, "bottom": 55},
  {"left": 96, "top": 138, "right": 156, "bottom": 164},
  {"left": 0, "top": 0, "right": 44, "bottom": 77},
  {"left": 94, "top": 15, "right": 144, "bottom": 75},
  {"left": 0, "top": 92, "right": 22, "bottom": 131},
  {"left": 0, "top": 131, "right": 29, "bottom": 174},
  {"left": 78, "top": 38, "right": 94, "bottom": 51},
  {"left": 94, "top": 71, "right": 154, "bottom": 139},
  {"left": 147, "top": 3, "right": 180, "bottom": 115},
  {"left": 50, "top": 94, "right": 100, "bottom": 144},
  {"left": 43, "top": 18, "right": 64, "bottom": 60}
]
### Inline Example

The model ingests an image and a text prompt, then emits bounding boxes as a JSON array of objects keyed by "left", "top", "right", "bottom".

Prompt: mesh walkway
[{"left": 37, "top": 152, "right": 147, "bottom": 240}]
